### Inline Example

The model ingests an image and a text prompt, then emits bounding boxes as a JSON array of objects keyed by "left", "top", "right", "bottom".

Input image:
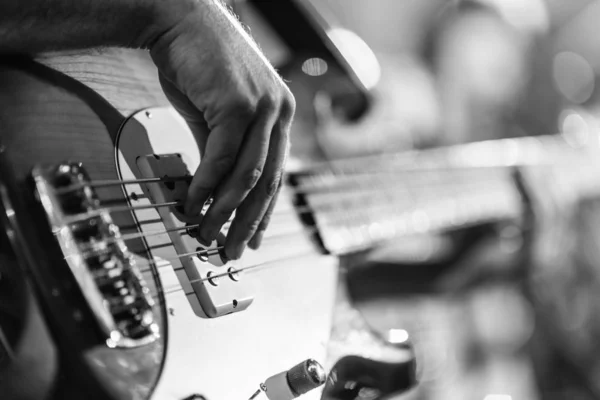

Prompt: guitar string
[
  {"left": 64, "top": 197, "right": 309, "bottom": 225},
  {"left": 52, "top": 168, "right": 435, "bottom": 195},
  {"left": 52, "top": 131, "right": 568, "bottom": 196},
  {"left": 125, "top": 186, "right": 513, "bottom": 296},
  {"left": 61, "top": 163, "right": 519, "bottom": 288},
  {"left": 73, "top": 178, "right": 506, "bottom": 263},
  {"left": 54, "top": 165, "right": 514, "bottom": 197},
  {"left": 55, "top": 148, "right": 518, "bottom": 225},
  {"left": 51, "top": 133, "right": 574, "bottom": 218},
  {"left": 55, "top": 175, "right": 193, "bottom": 195},
  {"left": 139, "top": 227, "right": 316, "bottom": 272},
  {"left": 70, "top": 180, "right": 514, "bottom": 306},
  {"left": 61, "top": 174, "right": 506, "bottom": 225},
  {"left": 129, "top": 197, "right": 510, "bottom": 301},
  {"left": 78, "top": 176, "right": 502, "bottom": 263},
  {"left": 63, "top": 200, "right": 181, "bottom": 224},
  {"left": 66, "top": 136, "right": 573, "bottom": 301},
  {"left": 68, "top": 186, "right": 519, "bottom": 302},
  {"left": 291, "top": 133, "right": 566, "bottom": 174},
  {"left": 70, "top": 201, "right": 309, "bottom": 258},
  {"left": 138, "top": 190, "right": 516, "bottom": 299},
  {"left": 131, "top": 184, "right": 509, "bottom": 279},
  {"left": 77, "top": 223, "right": 201, "bottom": 253},
  {"left": 81, "top": 226, "right": 313, "bottom": 267},
  {"left": 148, "top": 249, "right": 321, "bottom": 300}
]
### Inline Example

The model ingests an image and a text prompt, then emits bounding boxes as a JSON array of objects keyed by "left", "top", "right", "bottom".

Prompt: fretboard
[{"left": 290, "top": 135, "right": 600, "bottom": 255}]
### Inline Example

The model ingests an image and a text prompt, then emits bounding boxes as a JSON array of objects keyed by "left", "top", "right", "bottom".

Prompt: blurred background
[{"left": 233, "top": 1, "right": 600, "bottom": 399}]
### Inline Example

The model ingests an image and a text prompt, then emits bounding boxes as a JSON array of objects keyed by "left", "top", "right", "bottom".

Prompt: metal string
[
  {"left": 52, "top": 165, "right": 511, "bottom": 197},
  {"left": 63, "top": 200, "right": 181, "bottom": 224},
  {"left": 133, "top": 227, "right": 316, "bottom": 275},
  {"left": 60, "top": 171, "right": 504, "bottom": 226},
  {"left": 77, "top": 223, "right": 200, "bottom": 255},
  {"left": 55, "top": 170, "right": 513, "bottom": 287},
  {"left": 69, "top": 177, "right": 503, "bottom": 264},
  {"left": 155, "top": 250, "right": 320, "bottom": 299},
  {"left": 55, "top": 176, "right": 192, "bottom": 195}
]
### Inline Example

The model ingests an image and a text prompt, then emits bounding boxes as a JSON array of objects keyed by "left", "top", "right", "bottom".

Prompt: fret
[
  {"left": 315, "top": 187, "right": 521, "bottom": 254},
  {"left": 296, "top": 171, "right": 521, "bottom": 255},
  {"left": 290, "top": 134, "right": 600, "bottom": 256}
]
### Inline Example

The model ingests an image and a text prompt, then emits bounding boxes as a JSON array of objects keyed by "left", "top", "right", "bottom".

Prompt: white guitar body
[
  {"left": 116, "top": 107, "right": 338, "bottom": 400},
  {"left": 5, "top": 43, "right": 600, "bottom": 400},
  {"left": 0, "top": 50, "right": 414, "bottom": 400}
]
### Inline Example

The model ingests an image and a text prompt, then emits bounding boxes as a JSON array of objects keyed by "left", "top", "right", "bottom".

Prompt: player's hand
[{"left": 149, "top": 0, "right": 295, "bottom": 260}]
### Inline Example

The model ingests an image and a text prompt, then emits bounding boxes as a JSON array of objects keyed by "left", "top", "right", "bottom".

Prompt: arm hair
[{"left": 0, "top": 0, "right": 195, "bottom": 54}]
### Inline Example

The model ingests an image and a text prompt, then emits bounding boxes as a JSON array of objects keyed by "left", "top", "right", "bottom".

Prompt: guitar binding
[{"left": 31, "top": 162, "right": 160, "bottom": 348}]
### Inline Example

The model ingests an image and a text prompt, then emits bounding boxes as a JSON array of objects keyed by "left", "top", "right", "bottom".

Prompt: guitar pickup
[{"left": 136, "top": 153, "right": 253, "bottom": 318}]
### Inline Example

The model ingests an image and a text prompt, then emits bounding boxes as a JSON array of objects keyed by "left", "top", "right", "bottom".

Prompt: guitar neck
[
  {"left": 290, "top": 135, "right": 600, "bottom": 255},
  {"left": 292, "top": 165, "right": 522, "bottom": 255}
]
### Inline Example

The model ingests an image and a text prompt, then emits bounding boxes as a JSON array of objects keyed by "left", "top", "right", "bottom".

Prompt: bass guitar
[
  {"left": 0, "top": 1, "right": 414, "bottom": 399},
  {"left": 0, "top": 48, "right": 419, "bottom": 399},
  {"left": 2, "top": 2, "right": 600, "bottom": 400}
]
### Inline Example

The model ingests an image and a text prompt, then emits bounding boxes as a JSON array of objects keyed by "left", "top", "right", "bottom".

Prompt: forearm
[{"left": 0, "top": 0, "right": 197, "bottom": 54}]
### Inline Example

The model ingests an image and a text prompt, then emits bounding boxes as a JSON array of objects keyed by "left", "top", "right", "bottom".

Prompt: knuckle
[
  {"left": 243, "top": 217, "right": 262, "bottom": 233},
  {"left": 211, "top": 151, "right": 237, "bottom": 173},
  {"left": 229, "top": 98, "right": 256, "bottom": 120},
  {"left": 218, "top": 207, "right": 236, "bottom": 220},
  {"left": 280, "top": 90, "right": 296, "bottom": 120},
  {"left": 241, "top": 167, "right": 263, "bottom": 191},
  {"left": 273, "top": 127, "right": 290, "bottom": 154},
  {"left": 258, "top": 213, "right": 272, "bottom": 231},
  {"left": 189, "top": 183, "right": 213, "bottom": 197},
  {"left": 261, "top": 92, "right": 279, "bottom": 112},
  {"left": 266, "top": 172, "right": 282, "bottom": 197}
]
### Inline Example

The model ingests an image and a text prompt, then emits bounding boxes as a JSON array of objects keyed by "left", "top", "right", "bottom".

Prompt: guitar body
[
  {"left": 0, "top": 252, "right": 58, "bottom": 400},
  {"left": 116, "top": 104, "right": 339, "bottom": 400},
  {"left": 0, "top": 52, "right": 168, "bottom": 400},
  {"left": 0, "top": 50, "right": 414, "bottom": 399}
]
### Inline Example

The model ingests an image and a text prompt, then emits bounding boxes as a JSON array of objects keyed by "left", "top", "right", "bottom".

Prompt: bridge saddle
[{"left": 33, "top": 162, "right": 159, "bottom": 348}]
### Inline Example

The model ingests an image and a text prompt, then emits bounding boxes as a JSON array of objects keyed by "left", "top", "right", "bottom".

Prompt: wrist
[{"left": 135, "top": 0, "right": 206, "bottom": 50}]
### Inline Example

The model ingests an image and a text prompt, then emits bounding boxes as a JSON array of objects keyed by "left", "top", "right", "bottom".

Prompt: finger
[
  {"left": 184, "top": 116, "right": 249, "bottom": 216},
  {"left": 187, "top": 120, "right": 209, "bottom": 155},
  {"left": 197, "top": 107, "right": 277, "bottom": 247},
  {"left": 224, "top": 116, "right": 290, "bottom": 259},
  {"left": 247, "top": 175, "right": 282, "bottom": 250}
]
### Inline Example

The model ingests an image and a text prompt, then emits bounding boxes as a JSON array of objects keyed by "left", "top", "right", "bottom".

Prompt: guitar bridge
[{"left": 32, "top": 163, "right": 159, "bottom": 348}]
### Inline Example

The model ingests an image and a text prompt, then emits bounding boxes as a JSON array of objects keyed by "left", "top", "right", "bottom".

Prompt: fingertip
[
  {"left": 248, "top": 230, "right": 265, "bottom": 250},
  {"left": 196, "top": 235, "right": 212, "bottom": 247},
  {"left": 225, "top": 241, "right": 246, "bottom": 261}
]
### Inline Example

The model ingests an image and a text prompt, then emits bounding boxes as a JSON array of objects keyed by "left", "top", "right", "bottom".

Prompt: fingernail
[
  {"left": 197, "top": 235, "right": 211, "bottom": 246},
  {"left": 227, "top": 242, "right": 246, "bottom": 260},
  {"left": 249, "top": 231, "right": 264, "bottom": 250},
  {"left": 199, "top": 226, "right": 217, "bottom": 245}
]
